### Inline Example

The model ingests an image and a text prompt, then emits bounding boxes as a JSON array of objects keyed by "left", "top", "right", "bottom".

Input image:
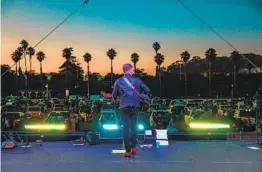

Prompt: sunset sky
[{"left": 2, "top": 0, "right": 262, "bottom": 75}]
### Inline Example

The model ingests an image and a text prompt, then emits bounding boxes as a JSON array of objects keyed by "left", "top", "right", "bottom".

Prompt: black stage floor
[{"left": 1, "top": 141, "right": 262, "bottom": 172}]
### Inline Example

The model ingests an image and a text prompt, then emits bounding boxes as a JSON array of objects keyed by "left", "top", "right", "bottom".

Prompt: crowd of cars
[{"left": 1, "top": 95, "right": 261, "bottom": 135}]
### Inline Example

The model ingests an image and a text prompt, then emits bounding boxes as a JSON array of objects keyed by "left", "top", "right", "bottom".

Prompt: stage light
[
  {"left": 102, "top": 124, "right": 118, "bottom": 130},
  {"left": 25, "top": 124, "right": 65, "bottom": 130},
  {"left": 138, "top": 124, "right": 145, "bottom": 130},
  {"left": 189, "top": 123, "right": 230, "bottom": 129}
]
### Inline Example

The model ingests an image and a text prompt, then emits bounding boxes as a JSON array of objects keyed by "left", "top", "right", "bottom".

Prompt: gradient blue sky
[{"left": 2, "top": 0, "right": 262, "bottom": 75}]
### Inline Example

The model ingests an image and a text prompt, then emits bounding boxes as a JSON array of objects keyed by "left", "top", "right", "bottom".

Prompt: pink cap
[{"left": 122, "top": 63, "right": 133, "bottom": 73}]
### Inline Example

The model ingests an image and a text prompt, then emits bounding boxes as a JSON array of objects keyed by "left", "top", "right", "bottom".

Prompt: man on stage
[{"left": 112, "top": 63, "right": 150, "bottom": 157}]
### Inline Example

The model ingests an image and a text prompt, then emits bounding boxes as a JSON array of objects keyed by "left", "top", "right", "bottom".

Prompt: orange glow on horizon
[{"left": 2, "top": 17, "right": 262, "bottom": 75}]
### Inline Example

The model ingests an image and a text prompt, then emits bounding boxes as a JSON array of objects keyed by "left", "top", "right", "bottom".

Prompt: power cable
[{"left": 176, "top": 0, "right": 258, "bottom": 68}]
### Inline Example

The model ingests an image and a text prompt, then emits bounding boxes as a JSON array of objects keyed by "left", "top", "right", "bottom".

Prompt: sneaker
[
  {"left": 123, "top": 151, "right": 132, "bottom": 157},
  {"left": 131, "top": 148, "right": 137, "bottom": 154}
]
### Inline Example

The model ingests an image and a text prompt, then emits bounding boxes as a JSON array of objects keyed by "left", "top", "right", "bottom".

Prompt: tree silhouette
[
  {"left": 11, "top": 49, "right": 22, "bottom": 94},
  {"left": 62, "top": 47, "right": 74, "bottom": 89},
  {"left": 154, "top": 53, "right": 165, "bottom": 97},
  {"left": 205, "top": 48, "right": 217, "bottom": 93},
  {"left": 191, "top": 56, "right": 201, "bottom": 62},
  {"left": 181, "top": 51, "right": 191, "bottom": 97},
  {"left": 106, "top": 48, "right": 117, "bottom": 87},
  {"left": 152, "top": 42, "right": 161, "bottom": 54},
  {"left": 131, "top": 52, "right": 139, "bottom": 74},
  {"left": 135, "top": 68, "right": 148, "bottom": 78},
  {"left": 83, "top": 52, "right": 92, "bottom": 98},
  {"left": 15, "top": 47, "right": 23, "bottom": 74},
  {"left": 26, "top": 47, "right": 35, "bottom": 72},
  {"left": 83, "top": 52, "right": 92, "bottom": 76},
  {"left": 36, "top": 51, "right": 46, "bottom": 85},
  {"left": 20, "top": 40, "right": 29, "bottom": 72}
]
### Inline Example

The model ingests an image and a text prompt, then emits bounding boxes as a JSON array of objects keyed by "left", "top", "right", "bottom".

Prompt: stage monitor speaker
[
  {"left": 144, "top": 129, "right": 156, "bottom": 145},
  {"left": 86, "top": 131, "right": 99, "bottom": 145}
]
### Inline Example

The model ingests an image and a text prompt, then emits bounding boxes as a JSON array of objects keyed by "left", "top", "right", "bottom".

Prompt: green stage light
[
  {"left": 189, "top": 123, "right": 230, "bottom": 129},
  {"left": 138, "top": 124, "right": 145, "bottom": 130},
  {"left": 25, "top": 124, "right": 65, "bottom": 130},
  {"left": 102, "top": 124, "right": 118, "bottom": 130}
]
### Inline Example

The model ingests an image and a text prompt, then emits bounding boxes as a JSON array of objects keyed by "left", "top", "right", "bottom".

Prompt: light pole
[
  {"left": 46, "top": 74, "right": 52, "bottom": 100},
  {"left": 23, "top": 73, "right": 31, "bottom": 147},
  {"left": 45, "top": 84, "right": 49, "bottom": 99},
  {"left": 84, "top": 75, "right": 90, "bottom": 100},
  {"left": 231, "top": 85, "right": 234, "bottom": 99}
]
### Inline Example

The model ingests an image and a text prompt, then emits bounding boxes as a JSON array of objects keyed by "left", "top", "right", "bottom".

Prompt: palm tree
[
  {"left": 36, "top": 51, "right": 46, "bottom": 85},
  {"left": 83, "top": 52, "right": 92, "bottom": 98},
  {"left": 62, "top": 47, "right": 73, "bottom": 62},
  {"left": 152, "top": 42, "right": 161, "bottom": 54},
  {"left": 131, "top": 53, "right": 139, "bottom": 74},
  {"left": 26, "top": 47, "right": 35, "bottom": 72},
  {"left": 11, "top": 49, "right": 23, "bottom": 94},
  {"left": 205, "top": 48, "right": 217, "bottom": 93},
  {"left": 106, "top": 48, "right": 117, "bottom": 87},
  {"left": 83, "top": 53, "right": 92, "bottom": 76},
  {"left": 181, "top": 51, "right": 191, "bottom": 97},
  {"left": 62, "top": 47, "right": 74, "bottom": 88},
  {"left": 154, "top": 53, "right": 165, "bottom": 97},
  {"left": 11, "top": 50, "right": 21, "bottom": 76},
  {"left": 16, "top": 47, "right": 23, "bottom": 74},
  {"left": 20, "top": 40, "right": 29, "bottom": 72}
]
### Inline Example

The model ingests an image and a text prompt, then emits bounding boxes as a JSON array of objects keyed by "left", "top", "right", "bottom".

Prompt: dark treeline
[
  {"left": 3, "top": 40, "right": 262, "bottom": 98},
  {"left": 2, "top": 64, "right": 261, "bottom": 99}
]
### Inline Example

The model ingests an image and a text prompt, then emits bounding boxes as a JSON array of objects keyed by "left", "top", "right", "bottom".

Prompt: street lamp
[
  {"left": 45, "top": 74, "right": 52, "bottom": 100},
  {"left": 231, "top": 85, "right": 234, "bottom": 99},
  {"left": 45, "top": 84, "right": 49, "bottom": 99},
  {"left": 83, "top": 75, "right": 90, "bottom": 100}
]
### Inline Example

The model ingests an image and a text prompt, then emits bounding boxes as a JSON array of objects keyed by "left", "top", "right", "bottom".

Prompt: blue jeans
[{"left": 120, "top": 107, "right": 138, "bottom": 152}]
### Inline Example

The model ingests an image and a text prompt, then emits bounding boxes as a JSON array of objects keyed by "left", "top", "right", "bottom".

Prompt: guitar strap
[{"left": 122, "top": 76, "right": 149, "bottom": 105}]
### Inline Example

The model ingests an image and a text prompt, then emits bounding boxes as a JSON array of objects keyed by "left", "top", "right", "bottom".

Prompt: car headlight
[
  {"left": 138, "top": 124, "right": 145, "bottom": 130},
  {"left": 102, "top": 124, "right": 118, "bottom": 130}
]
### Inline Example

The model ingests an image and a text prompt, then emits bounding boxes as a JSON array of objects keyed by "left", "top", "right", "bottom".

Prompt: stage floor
[{"left": 1, "top": 141, "right": 262, "bottom": 172}]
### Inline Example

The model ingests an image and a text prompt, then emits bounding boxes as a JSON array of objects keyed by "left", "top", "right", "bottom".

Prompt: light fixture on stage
[
  {"left": 189, "top": 123, "right": 230, "bottom": 129},
  {"left": 25, "top": 124, "right": 65, "bottom": 130}
]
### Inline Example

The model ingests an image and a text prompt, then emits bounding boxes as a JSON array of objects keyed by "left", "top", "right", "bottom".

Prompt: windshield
[
  {"left": 4, "top": 113, "right": 21, "bottom": 120},
  {"left": 101, "top": 104, "right": 115, "bottom": 110},
  {"left": 55, "top": 105, "right": 64, "bottom": 108},
  {"left": 101, "top": 113, "right": 116, "bottom": 121},
  {"left": 49, "top": 112, "right": 69, "bottom": 117},
  {"left": 54, "top": 107, "right": 67, "bottom": 111},
  {"left": 29, "top": 107, "right": 41, "bottom": 111}
]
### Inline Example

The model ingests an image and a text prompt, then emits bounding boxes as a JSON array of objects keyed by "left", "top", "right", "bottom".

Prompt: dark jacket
[{"left": 112, "top": 74, "right": 150, "bottom": 108}]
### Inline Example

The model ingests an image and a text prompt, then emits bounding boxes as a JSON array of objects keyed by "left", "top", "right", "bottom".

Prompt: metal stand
[
  {"left": 21, "top": 73, "right": 31, "bottom": 148},
  {"left": 254, "top": 85, "right": 262, "bottom": 146},
  {"left": 255, "top": 103, "right": 262, "bottom": 146},
  {"left": 240, "top": 99, "right": 262, "bottom": 148}
]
